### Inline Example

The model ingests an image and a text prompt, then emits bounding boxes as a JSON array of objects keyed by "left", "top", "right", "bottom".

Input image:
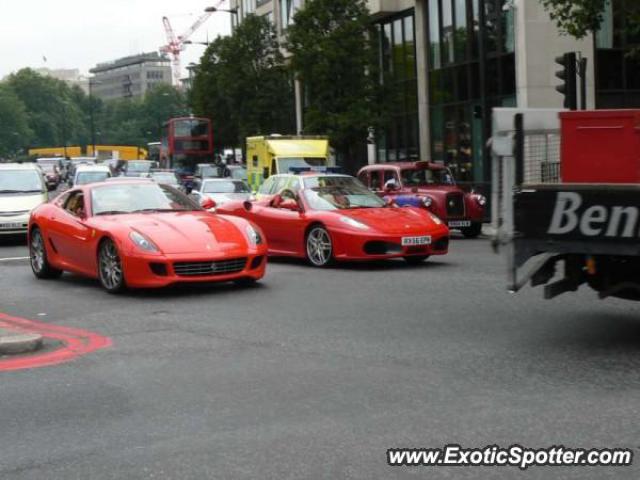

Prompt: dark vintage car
[{"left": 357, "top": 161, "right": 486, "bottom": 238}]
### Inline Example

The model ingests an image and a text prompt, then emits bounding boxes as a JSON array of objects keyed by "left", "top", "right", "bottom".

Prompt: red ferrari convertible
[
  {"left": 216, "top": 174, "right": 449, "bottom": 267},
  {"left": 28, "top": 180, "right": 267, "bottom": 292}
]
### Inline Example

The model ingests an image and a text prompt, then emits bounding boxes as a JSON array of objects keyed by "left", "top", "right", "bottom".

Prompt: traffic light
[{"left": 555, "top": 52, "right": 577, "bottom": 110}]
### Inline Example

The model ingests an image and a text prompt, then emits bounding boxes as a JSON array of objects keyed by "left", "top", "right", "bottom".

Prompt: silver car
[
  {"left": 189, "top": 178, "right": 252, "bottom": 209},
  {"left": 0, "top": 163, "right": 49, "bottom": 235}
]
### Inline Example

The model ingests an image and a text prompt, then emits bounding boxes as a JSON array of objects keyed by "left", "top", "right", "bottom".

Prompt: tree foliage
[
  {"left": 0, "top": 68, "right": 188, "bottom": 157},
  {"left": 540, "top": 0, "right": 640, "bottom": 49},
  {"left": 0, "top": 84, "right": 33, "bottom": 157},
  {"left": 190, "top": 15, "right": 294, "bottom": 149},
  {"left": 286, "top": 0, "right": 381, "bottom": 171}
]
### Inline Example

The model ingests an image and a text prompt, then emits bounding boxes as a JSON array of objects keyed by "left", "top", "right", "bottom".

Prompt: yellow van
[{"left": 246, "top": 135, "right": 331, "bottom": 191}]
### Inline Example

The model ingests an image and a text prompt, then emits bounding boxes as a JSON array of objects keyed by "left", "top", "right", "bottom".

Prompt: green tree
[
  {"left": 286, "top": 0, "right": 382, "bottom": 172},
  {"left": 540, "top": 0, "right": 639, "bottom": 51},
  {"left": 6, "top": 68, "right": 89, "bottom": 148},
  {"left": 0, "top": 84, "right": 33, "bottom": 158},
  {"left": 191, "top": 14, "right": 294, "bottom": 150},
  {"left": 142, "top": 84, "right": 189, "bottom": 142}
]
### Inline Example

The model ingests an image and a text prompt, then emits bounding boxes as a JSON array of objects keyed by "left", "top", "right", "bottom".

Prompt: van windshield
[
  {"left": 277, "top": 157, "right": 326, "bottom": 173},
  {"left": 0, "top": 170, "right": 45, "bottom": 193}
]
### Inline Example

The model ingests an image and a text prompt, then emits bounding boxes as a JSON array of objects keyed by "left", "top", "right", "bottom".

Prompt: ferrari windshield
[
  {"left": 91, "top": 183, "right": 198, "bottom": 215},
  {"left": 401, "top": 167, "right": 454, "bottom": 186},
  {"left": 303, "top": 176, "right": 385, "bottom": 210},
  {"left": 0, "top": 170, "right": 45, "bottom": 193}
]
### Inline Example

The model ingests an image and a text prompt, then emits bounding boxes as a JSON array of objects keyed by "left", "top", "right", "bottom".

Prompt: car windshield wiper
[
  {"left": 95, "top": 210, "right": 130, "bottom": 216},
  {"left": 132, "top": 208, "right": 187, "bottom": 213}
]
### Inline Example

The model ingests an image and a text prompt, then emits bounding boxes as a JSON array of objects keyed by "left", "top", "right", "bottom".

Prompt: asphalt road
[{"left": 0, "top": 234, "right": 639, "bottom": 480}]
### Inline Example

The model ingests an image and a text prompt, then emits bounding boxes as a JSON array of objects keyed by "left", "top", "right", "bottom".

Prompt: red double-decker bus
[{"left": 160, "top": 116, "right": 214, "bottom": 176}]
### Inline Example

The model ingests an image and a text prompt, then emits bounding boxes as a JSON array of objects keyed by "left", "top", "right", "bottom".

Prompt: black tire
[
  {"left": 98, "top": 239, "right": 126, "bottom": 293},
  {"left": 461, "top": 222, "right": 482, "bottom": 238},
  {"left": 29, "top": 227, "right": 63, "bottom": 279},
  {"left": 305, "top": 225, "right": 334, "bottom": 267},
  {"left": 403, "top": 255, "right": 430, "bottom": 265}
]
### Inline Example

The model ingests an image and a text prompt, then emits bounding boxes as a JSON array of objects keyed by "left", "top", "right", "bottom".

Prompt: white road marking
[{"left": 0, "top": 256, "right": 29, "bottom": 262}]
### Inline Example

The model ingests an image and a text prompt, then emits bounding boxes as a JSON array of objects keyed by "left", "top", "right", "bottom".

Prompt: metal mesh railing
[{"left": 522, "top": 132, "right": 561, "bottom": 184}]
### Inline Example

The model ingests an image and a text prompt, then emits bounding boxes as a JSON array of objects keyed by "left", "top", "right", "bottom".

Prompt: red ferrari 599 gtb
[{"left": 28, "top": 180, "right": 267, "bottom": 292}]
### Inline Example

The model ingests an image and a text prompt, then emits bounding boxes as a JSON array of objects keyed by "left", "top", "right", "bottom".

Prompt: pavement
[{"left": 0, "top": 233, "right": 640, "bottom": 479}]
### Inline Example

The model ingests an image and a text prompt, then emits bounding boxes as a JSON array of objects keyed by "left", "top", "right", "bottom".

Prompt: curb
[{"left": 0, "top": 332, "right": 44, "bottom": 356}]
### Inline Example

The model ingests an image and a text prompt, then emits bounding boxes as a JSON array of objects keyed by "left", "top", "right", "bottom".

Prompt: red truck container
[{"left": 560, "top": 110, "right": 640, "bottom": 183}]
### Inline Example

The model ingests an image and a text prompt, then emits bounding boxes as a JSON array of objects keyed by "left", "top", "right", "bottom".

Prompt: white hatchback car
[
  {"left": 72, "top": 165, "right": 112, "bottom": 186},
  {"left": 0, "top": 163, "right": 49, "bottom": 235}
]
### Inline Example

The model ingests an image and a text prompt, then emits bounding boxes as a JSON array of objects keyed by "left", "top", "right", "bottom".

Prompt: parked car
[
  {"left": 72, "top": 165, "right": 112, "bottom": 186},
  {"left": 119, "top": 160, "right": 158, "bottom": 177},
  {"left": 35, "top": 160, "right": 61, "bottom": 190},
  {"left": 357, "top": 161, "right": 486, "bottom": 238},
  {"left": 0, "top": 163, "right": 50, "bottom": 235},
  {"left": 68, "top": 157, "right": 97, "bottom": 180},
  {"left": 216, "top": 173, "right": 449, "bottom": 267},
  {"left": 143, "top": 170, "right": 184, "bottom": 191},
  {"left": 190, "top": 178, "right": 252, "bottom": 209},
  {"left": 194, "top": 163, "right": 224, "bottom": 179},
  {"left": 224, "top": 165, "right": 248, "bottom": 181},
  {"left": 28, "top": 180, "right": 267, "bottom": 292}
]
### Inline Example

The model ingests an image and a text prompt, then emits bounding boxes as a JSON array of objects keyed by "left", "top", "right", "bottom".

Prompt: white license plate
[
  {"left": 448, "top": 220, "right": 471, "bottom": 228},
  {"left": 401, "top": 235, "right": 432, "bottom": 246},
  {"left": 0, "top": 223, "right": 24, "bottom": 230}
]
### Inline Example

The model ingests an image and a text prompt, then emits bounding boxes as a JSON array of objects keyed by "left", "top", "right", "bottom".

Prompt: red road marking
[{"left": 0, "top": 313, "right": 112, "bottom": 371}]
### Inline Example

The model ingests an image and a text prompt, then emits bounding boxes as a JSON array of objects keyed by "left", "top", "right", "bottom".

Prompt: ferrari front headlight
[
  {"left": 246, "top": 224, "right": 263, "bottom": 245},
  {"left": 339, "top": 216, "right": 370, "bottom": 230},
  {"left": 129, "top": 231, "right": 159, "bottom": 252}
]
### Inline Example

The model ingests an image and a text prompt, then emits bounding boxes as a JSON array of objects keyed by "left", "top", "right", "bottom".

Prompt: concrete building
[
  {"left": 229, "top": 0, "right": 640, "bottom": 186},
  {"left": 89, "top": 52, "right": 172, "bottom": 101},
  {"left": 35, "top": 68, "right": 90, "bottom": 93}
]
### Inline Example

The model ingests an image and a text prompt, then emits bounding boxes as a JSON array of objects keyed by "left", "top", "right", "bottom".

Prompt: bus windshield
[{"left": 173, "top": 119, "right": 210, "bottom": 137}]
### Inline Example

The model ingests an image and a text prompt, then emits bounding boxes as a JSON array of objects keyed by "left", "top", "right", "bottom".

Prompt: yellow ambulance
[{"left": 246, "top": 135, "right": 331, "bottom": 191}]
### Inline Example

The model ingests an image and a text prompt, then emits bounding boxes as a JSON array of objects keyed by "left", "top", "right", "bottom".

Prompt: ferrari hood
[
  {"left": 103, "top": 212, "right": 248, "bottom": 254},
  {"left": 0, "top": 193, "right": 47, "bottom": 213},
  {"left": 338, "top": 207, "right": 435, "bottom": 234}
]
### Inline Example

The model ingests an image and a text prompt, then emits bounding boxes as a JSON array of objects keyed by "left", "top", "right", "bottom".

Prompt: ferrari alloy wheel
[
  {"left": 306, "top": 226, "right": 333, "bottom": 267},
  {"left": 98, "top": 239, "right": 126, "bottom": 293},
  {"left": 403, "top": 255, "right": 430, "bottom": 265},
  {"left": 30, "top": 227, "right": 62, "bottom": 279}
]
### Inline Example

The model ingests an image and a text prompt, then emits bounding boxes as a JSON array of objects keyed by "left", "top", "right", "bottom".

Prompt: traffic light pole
[{"left": 578, "top": 56, "right": 588, "bottom": 110}]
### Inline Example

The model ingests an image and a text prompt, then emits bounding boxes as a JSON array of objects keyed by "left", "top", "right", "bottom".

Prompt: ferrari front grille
[{"left": 173, "top": 258, "right": 247, "bottom": 277}]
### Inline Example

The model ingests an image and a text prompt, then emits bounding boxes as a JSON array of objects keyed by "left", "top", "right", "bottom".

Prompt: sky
[{"left": 0, "top": 0, "right": 232, "bottom": 79}]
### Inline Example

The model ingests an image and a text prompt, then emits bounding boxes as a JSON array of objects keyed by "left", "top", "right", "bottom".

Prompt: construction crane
[{"left": 160, "top": 2, "right": 227, "bottom": 86}]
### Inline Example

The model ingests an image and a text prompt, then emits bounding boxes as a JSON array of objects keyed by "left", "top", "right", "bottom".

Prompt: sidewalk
[{"left": 0, "top": 327, "right": 43, "bottom": 355}]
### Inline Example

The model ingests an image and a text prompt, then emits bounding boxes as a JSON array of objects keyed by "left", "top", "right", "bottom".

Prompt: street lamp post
[
  {"left": 183, "top": 40, "right": 210, "bottom": 47},
  {"left": 88, "top": 79, "right": 102, "bottom": 157},
  {"left": 204, "top": 6, "right": 238, "bottom": 14}
]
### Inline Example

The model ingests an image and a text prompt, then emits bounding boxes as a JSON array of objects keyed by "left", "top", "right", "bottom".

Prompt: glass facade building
[
  {"left": 427, "top": 0, "right": 515, "bottom": 185},
  {"left": 595, "top": 0, "right": 640, "bottom": 108},
  {"left": 376, "top": 11, "right": 420, "bottom": 163}
]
